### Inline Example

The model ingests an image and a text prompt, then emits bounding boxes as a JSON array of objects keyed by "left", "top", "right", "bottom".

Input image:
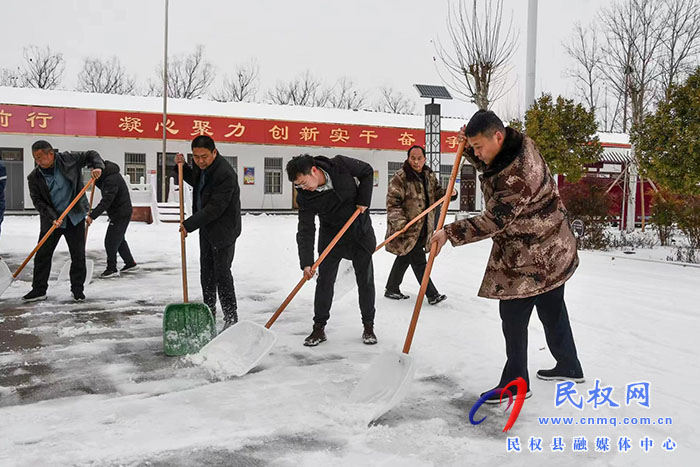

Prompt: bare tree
[
  {"left": 150, "top": 45, "right": 215, "bottom": 99},
  {"left": 76, "top": 57, "right": 136, "bottom": 95},
  {"left": 374, "top": 87, "right": 416, "bottom": 114},
  {"left": 599, "top": 0, "right": 665, "bottom": 131},
  {"left": 328, "top": 77, "right": 367, "bottom": 110},
  {"left": 434, "top": 0, "right": 518, "bottom": 109},
  {"left": 564, "top": 23, "right": 604, "bottom": 114},
  {"left": 267, "top": 71, "right": 331, "bottom": 107},
  {"left": 658, "top": 0, "right": 700, "bottom": 100},
  {"left": 0, "top": 68, "right": 20, "bottom": 87},
  {"left": 212, "top": 59, "right": 259, "bottom": 102},
  {"left": 20, "top": 45, "right": 64, "bottom": 89}
]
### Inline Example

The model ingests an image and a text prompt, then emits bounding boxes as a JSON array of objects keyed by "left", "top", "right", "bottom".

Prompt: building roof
[{"left": 0, "top": 86, "right": 471, "bottom": 132}]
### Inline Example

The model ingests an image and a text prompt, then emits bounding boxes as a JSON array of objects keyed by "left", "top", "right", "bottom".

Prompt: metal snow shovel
[
  {"left": 195, "top": 207, "right": 364, "bottom": 377},
  {"left": 163, "top": 162, "right": 215, "bottom": 356},
  {"left": 56, "top": 185, "right": 96, "bottom": 285},
  {"left": 350, "top": 141, "right": 466, "bottom": 421},
  {"left": 0, "top": 178, "right": 97, "bottom": 297}
]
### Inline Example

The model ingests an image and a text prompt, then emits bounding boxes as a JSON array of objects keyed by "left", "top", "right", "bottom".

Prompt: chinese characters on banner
[
  {"left": 0, "top": 104, "right": 462, "bottom": 152},
  {"left": 96, "top": 110, "right": 460, "bottom": 152}
]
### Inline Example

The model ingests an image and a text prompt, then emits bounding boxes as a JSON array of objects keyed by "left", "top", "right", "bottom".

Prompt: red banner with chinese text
[{"left": 0, "top": 104, "right": 462, "bottom": 153}]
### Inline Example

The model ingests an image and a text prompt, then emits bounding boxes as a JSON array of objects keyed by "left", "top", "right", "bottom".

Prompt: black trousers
[
  {"left": 314, "top": 243, "right": 375, "bottom": 326},
  {"left": 33, "top": 218, "right": 86, "bottom": 294},
  {"left": 199, "top": 234, "right": 237, "bottom": 322},
  {"left": 498, "top": 283, "right": 583, "bottom": 387},
  {"left": 385, "top": 240, "right": 439, "bottom": 298},
  {"left": 104, "top": 216, "right": 135, "bottom": 270}
]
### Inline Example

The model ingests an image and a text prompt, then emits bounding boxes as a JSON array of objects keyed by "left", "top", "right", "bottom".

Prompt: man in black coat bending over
[
  {"left": 286, "top": 154, "right": 378, "bottom": 346},
  {"left": 86, "top": 160, "right": 137, "bottom": 278},
  {"left": 175, "top": 136, "right": 241, "bottom": 330},
  {"left": 24, "top": 140, "right": 104, "bottom": 302}
]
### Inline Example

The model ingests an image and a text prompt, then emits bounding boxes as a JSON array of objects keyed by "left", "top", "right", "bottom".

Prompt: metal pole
[
  {"left": 161, "top": 0, "right": 169, "bottom": 202},
  {"left": 525, "top": 0, "right": 538, "bottom": 109}
]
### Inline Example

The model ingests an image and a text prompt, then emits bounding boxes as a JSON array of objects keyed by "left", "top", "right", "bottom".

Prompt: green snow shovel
[
  {"left": 1, "top": 178, "right": 96, "bottom": 297},
  {"left": 163, "top": 161, "right": 215, "bottom": 356}
]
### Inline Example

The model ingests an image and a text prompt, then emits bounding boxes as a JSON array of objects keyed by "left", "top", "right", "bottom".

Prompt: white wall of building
[{"left": 1, "top": 134, "right": 461, "bottom": 212}]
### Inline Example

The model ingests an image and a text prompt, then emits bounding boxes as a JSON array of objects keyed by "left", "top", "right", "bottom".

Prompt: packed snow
[{"left": 0, "top": 214, "right": 697, "bottom": 466}]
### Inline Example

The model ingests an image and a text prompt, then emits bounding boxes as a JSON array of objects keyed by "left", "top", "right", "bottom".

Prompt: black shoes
[
  {"left": 536, "top": 367, "right": 585, "bottom": 383},
  {"left": 222, "top": 319, "right": 237, "bottom": 332},
  {"left": 480, "top": 385, "right": 532, "bottom": 405},
  {"left": 100, "top": 269, "right": 118, "bottom": 278},
  {"left": 304, "top": 324, "right": 327, "bottom": 346},
  {"left": 362, "top": 323, "right": 378, "bottom": 345},
  {"left": 120, "top": 263, "right": 138, "bottom": 273},
  {"left": 427, "top": 294, "right": 447, "bottom": 305},
  {"left": 72, "top": 291, "right": 86, "bottom": 302},
  {"left": 22, "top": 290, "right": 47, "bottom": 302},
  {"left": 384, "top": 290, "right": 410, "bottom": 300}
]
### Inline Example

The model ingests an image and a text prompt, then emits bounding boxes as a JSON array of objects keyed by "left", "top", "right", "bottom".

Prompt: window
[
  {"left": 440, "top": 164, "right": 453, "bottom": 189},
  {"left": 222, "top": 155, "right": 238, "bottom": 174},
  {"left": 264, "top": 157, "right": 283, "bottom": 194},
  {"left": 124, "top": 152, "right": 147, "bottom": 184},
  {"left": 387, "top": 161, "right": 403, "bottom": 185}
]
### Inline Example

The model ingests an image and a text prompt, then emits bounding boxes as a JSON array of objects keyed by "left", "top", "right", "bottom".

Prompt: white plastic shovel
[
  {"left": 56, "top": 184, "right": 96, "bottom": 286},
  {"left": 56, "top": 259, "right": 94, "bottom": 286},
  {"left": 0, "top": 178, "right": 96, "bottom": 297},
  {"left": 350, "top": 141, "right": 466, "bottom": 421},
  {"left": 194, "top": 208, "right": 363, "bottom": 377}
]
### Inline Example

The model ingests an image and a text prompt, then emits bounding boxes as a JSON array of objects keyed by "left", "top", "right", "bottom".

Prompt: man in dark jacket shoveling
[
  {"left": 431, "top": 110, "right": 584, "bottom": 403},
  {"left": 174, "top": 135, "right": 241, "bottom": 331},
  {"left": 86, "top": 160, "right": 137, "bottom": 278},
  {"left": 286, "top": 154, "right": 378, "bottom": 346},
  {"left": 24, "top": 140, "right": 104, "bottom": 302}
]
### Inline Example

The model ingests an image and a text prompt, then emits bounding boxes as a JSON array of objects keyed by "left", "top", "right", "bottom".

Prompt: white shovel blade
[
  {"left": 0, "top": 260, "right": 13, "bottom": 296},
  {"left": 194, "top": 320, "right": 277, "bottom": 377},
  {"left": 331, "top": 259, "right": 356, "bottom": 300},
  {"left": 56, "top": 259, "right": 94, "bottom": 285},
  {"left": 349, "top": 351, "right": 416, "bottom": 421}
]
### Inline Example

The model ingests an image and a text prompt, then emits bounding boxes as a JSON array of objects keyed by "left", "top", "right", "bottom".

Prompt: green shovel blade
[{"left": 163, "top": 303, "right": 216, "bottom": 356}]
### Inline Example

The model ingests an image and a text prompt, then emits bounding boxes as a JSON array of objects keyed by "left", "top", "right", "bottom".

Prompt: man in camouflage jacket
[
  {"left": 432, "top": 110, "right": 584, "bottom": 403},
  {"left": 384, "top": 145, "right": 452, "bottom": 304}
]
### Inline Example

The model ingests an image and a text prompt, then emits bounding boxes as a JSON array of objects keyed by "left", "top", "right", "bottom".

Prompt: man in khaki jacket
[{"left": 432, "top": 110, "right": 584, "bottom": 403}]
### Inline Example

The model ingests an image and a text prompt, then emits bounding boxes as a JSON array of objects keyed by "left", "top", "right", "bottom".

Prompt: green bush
[
  {"left": 560, "top": 181, "right": 612, "bottom": 250},
  {"left": 649, "top": 190, "right": 678, "bottom": 246}
]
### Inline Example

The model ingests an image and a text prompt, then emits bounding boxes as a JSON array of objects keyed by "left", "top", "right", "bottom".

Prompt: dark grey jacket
[
  {"left": 90, "top": 160, "right": 133, "bottom": 220},
  {"left": 295, "top": 155, "right": 376, "bottom": 269},
  {"left": 176, "top": 155, "right": 241, "bottom": 249},
  {"left": 27, "top": 150, "right": 105, "bottom": 232}
]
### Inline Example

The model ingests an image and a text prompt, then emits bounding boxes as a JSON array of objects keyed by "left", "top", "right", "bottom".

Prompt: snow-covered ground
[{"left": 0, "top": 214, "right": 697, "bottom": 466}]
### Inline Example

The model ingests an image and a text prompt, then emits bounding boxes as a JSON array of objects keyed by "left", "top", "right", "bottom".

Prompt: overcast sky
[{"left": 3, "top": 0, "right": 613, "bottom": 120}]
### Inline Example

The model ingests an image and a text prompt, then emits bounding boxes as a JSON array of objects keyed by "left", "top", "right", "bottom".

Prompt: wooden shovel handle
[
  {"left": 84, "top": 183, "right": 96, "bottom": 242},
  {"left": 265, "top": 207, "right": 363, "bottom": 329},
  {"left": 375, "top": 194, "right": 449, "bottom": 252},
  {"left": 178, "top": 161, "right": 188, "bottom": 303},
  {"left": 402, "top": 141, "right": 466, "bottom": 354},
  {"left": 14, "top": 178, "right": 96, "bottom": 279}
]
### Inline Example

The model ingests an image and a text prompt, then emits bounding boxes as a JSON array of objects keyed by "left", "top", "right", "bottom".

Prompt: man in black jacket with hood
[
  {"left": 286, "top": 154, "right": 378, "bottom": 346},
  {"left": 175, "top": 136, "right": 241, "bottom": 330},
  {"left": 86, "top": 160, "right": 137, "bottom": 278},
  {"left": 24, "top": 140, "right": 104, "bottom": 302}
]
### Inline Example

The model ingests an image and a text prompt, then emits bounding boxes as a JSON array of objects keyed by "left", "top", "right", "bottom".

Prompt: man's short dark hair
[
  {"left": 191, "top": 135, "right": 216, "bottom": 152},
  {"left": 286, "top": 154, "right": 317, "bottom": 182},
  {"left": 31, "top": 140, "right": 53, "bottom": 153},
  {"left": 406, "top": 145, "right": 426, "bottom": 157},
  {"left": 465, "top": 110, "right": 505, "bottom": 138}
]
